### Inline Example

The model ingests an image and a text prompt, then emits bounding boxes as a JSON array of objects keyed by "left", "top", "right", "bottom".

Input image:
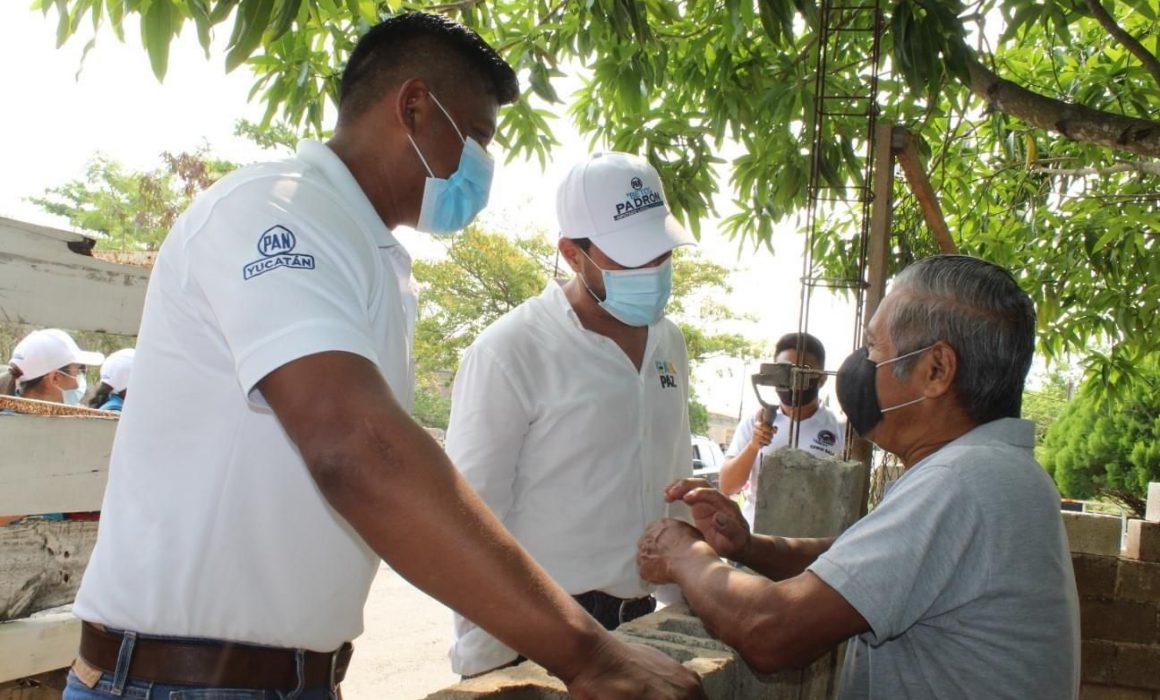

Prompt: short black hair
[
  {"left": 774, "top": 332, "right": 826, "bottom": 368},
  {"left": 567, "top": 237, "right": 592, "bottom": 251},
  {"left": 339, "top": 12, "right": 519, "bottom": 122}
]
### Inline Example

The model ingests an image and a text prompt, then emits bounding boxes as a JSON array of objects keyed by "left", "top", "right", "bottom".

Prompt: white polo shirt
[
  {"left": 446, "top": 280, "right": 692, "bottom": 675},
  {"left": 74, "top": 140, "right": 417, "bottom": 652},
  {"left": 725, "top": 406, "right": 844, "bottom": 526}
]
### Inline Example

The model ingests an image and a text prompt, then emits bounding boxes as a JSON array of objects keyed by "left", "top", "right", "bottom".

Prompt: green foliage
[
  {"left": 688, "top": 397, "right": 710, "bottom": 435},
  {"left": 1021, "top": 370, "right": 1072, "bottom": 454},
  {"left": 34, "top": 0, "right": 1160, "bottom": 404},
  {"left": 29, "top": 148, "right": 235, "bottom": 252},
  {"left": 1041, "top": 369, "right": 1160, "bottom": 499},
  {"left": 412, "top": 226, "right": 555, "bottom": 384}
]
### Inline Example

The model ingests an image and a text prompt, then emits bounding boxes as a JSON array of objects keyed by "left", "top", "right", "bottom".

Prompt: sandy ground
[{"left": 341, "top": 563, "right": 460, "bottom": 700}]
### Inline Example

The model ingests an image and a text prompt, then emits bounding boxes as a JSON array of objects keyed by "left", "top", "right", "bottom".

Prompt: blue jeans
[{"left": 64, "top": 669, "right": 337, "bottom": 700}]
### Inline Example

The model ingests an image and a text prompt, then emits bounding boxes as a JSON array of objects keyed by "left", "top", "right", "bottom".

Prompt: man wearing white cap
[
  {"left": 6, "top": 329, "right": 105, "bottom": 406},
  {"left": 446, "top": 152, "right": 697, "bottom": 676}
]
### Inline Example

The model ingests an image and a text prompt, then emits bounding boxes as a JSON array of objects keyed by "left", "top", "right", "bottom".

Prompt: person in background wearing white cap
[
  {"left": 4, "top": 329, "right": 105, "bottom": 407},
  {"left": 445, "top": 151, "right": 697, "bottom": 676},
  {"left": 88, "top": 349, "right": 135, "bottom": 412}
]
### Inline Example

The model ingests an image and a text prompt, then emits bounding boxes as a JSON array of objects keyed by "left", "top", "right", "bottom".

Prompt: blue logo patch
[{"left": 243, "top": 225, "right": 316, "bottom": 280}]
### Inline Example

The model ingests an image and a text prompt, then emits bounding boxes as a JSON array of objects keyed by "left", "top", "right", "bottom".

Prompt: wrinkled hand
[
  {"left": 637, "top": 517, "right": 706, "bottom": 585},
  {"left": 567, "top": 636, "right": 706, "bottom": 700},
  {"left": 663, "top": 478, "right": 751, "bottom": 561}
]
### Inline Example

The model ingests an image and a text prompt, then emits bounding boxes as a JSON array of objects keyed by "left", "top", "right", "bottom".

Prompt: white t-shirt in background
[{"left": 724, "top": 406, "right": 844, "bottom": 525}]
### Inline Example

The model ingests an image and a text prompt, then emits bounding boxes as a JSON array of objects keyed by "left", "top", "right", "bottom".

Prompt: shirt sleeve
[
  {"left": 808, "top": 464, "right": 986, "bottom": 645},
  {"left": 445, "top": 340, "right": 532, "bottom": 522},
  {"left": 181, "top": 185, "right": 380, "bottom": 406}
]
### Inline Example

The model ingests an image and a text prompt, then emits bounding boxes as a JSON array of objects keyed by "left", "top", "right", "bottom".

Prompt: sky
[{"left": 0, "top": 5, "right": 860, "bottom": 419}]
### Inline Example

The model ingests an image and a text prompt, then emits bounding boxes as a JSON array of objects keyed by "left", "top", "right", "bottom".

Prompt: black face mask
[
  {"left": 776, "top": 386, "right": 819, "bottom": 407},
  {"left": 836, "top": 348, "right": 883, "bottom": 436},
  {"left": 836, "top": 345, "right": 933, "bottom": 436}
]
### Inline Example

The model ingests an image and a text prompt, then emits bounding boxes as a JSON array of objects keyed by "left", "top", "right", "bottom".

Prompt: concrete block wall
[{"left": 1071, "top": 483, "right": 1160, "bottom": 699}]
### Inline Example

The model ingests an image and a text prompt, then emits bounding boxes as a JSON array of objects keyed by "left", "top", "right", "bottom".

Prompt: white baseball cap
[
  {"left": 8, "top": 329, "right": 105, "bottom": 382},
  {"left": 99, "top": 348, "right": 136, "bottom": 393},
  {"left": 556, "top": 152, "right": 695, "bottom": 267}
]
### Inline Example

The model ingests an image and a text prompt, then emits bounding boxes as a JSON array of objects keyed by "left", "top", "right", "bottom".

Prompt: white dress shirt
[{"left": 445, "top": 280, "right": 692, "bottom": 675}]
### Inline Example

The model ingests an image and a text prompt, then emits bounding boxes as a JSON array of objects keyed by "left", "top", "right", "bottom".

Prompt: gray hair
[{"left": 886, "top": 255, "right": 1036, "bottom": 425}]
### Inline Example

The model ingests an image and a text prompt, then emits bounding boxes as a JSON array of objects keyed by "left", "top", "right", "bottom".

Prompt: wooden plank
[
  {"left": 1, "top": 520, "right": 98, "bottom": 622},
  {"left": 893, "top": 129, "right": 959, "bottom": 254},
  {"left": 0, "top": 669, "right": 68, "bottom": 700},
  {"left": 0, "top": 614, "right": 79, "bottom": 683},
  {"left": 0, "top": 217, "right": 149, "bottom": 335},
  {"left": 0, "top": 415, "right": 114, "bottom": 515}
]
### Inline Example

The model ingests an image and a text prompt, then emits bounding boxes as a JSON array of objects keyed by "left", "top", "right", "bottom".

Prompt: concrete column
[{"left": 750, "top": 447, "right": 870, "bottom": 699}]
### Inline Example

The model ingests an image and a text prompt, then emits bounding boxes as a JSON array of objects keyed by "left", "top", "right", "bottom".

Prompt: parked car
[{"left": 691, "top": 434, "right": 725, "bottom": 488}]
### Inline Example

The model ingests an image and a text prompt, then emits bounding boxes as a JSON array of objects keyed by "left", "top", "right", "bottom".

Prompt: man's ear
[
  {"left": 394, "top": 78, "right": 431, "bottom": 135},
  {"left": 558, "top": 238, "right": 585, "bottom": 274},
  {"left": 922, "top": 341, "right": 957, "bottom": 399}
]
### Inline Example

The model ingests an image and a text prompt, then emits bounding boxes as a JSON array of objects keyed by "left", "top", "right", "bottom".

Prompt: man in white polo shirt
[
  {"left": 446, "top": 152, "right": 696, "bottom": 676},
  {"left": 68, "top": 13, "right": 702, "bottom": 700},
  {"left": 719, "top": 332, "right": 844, "bottom": 527}
]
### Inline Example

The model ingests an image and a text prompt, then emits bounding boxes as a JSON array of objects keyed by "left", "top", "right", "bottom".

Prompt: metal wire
[{"left": 791, "top": 0, "right": 884, "bottom": 449}]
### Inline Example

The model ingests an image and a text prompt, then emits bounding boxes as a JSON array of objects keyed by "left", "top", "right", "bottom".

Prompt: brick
[
  {"left": 1081, "top": 599, "right": 1159, "bottom": 644},
  {"left": 1111, "top": 642, "right": 1160, "bottom": 691},
  {"left": 1079, "top": 683, "right": 1154, "bottom": 700},
  {"left": 1066, "top": 512, "right": 1125, "bottom": 556},
  {"left": 1117, "top": 558, "right": 1160, "bottom": 604},
  {"left": 1080, "top": 683, "right": 1156, "bottom": 700},
  {"left": 1083, "top": 640, "right": 1119, "bottom": 684},
  {"left": 1147, "top": 483, "right": 1160, "bottom": 523},
  {"left": 1075, "top": 553, "right": 1121, "bottom": 599},
  {"left": 1125, "top": 520, "right": 1160, "bottom": 562}
]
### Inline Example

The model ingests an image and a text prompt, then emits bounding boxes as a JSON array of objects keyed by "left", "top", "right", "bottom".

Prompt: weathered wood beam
[
  {"left": 0, "top": 415, "right": 114, "bottom": 516},
  {"left": 892, "top": 128, "right": 959, "bottom": 255},
  {"left": 0, "top": 217, "right": 148, "bottom": 335},
  {"left": 0, "top": 613, "right": 80, "bottom": 683},
  {"left": 0, "top": 520, "right": 98, "bottom": 622}
]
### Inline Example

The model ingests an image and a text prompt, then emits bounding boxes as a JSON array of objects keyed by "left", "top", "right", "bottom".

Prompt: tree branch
[
  {"left": 964, "top": 57, "right": 1160, "bottom": 158},
  {"left": 1083, "top": 0, "right": 1160, "bottom": 89},
  {"left": 1030, "top": 161, "right": 1160, "bottom": 177}
]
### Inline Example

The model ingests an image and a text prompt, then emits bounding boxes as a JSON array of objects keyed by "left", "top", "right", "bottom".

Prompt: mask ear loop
[{"left": 427, "top": 92, "right": 466, "bottom": 143}]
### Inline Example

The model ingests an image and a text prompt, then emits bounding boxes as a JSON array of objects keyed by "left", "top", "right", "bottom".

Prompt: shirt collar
[
  {"left": 296, "top": 140, "right": 401, "bottom": 249},
  {"left": 540, "top": 279, "right": 584, "bottom": 330}
]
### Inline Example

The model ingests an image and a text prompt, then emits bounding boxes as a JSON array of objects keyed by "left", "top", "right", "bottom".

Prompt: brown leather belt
[{"left": 79, "top": 622, "right": 353, "bottom": 689}]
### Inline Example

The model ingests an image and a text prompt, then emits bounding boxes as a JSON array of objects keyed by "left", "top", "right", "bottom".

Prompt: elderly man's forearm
[{"left": 737, "top": 535, "right": 835, "bottom": 581}]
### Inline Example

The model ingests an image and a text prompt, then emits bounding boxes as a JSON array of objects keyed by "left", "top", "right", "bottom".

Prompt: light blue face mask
[
  {"left": 58, "top": 369, "right": 86, "bottom": 406},
  {"left": 579, "top": 251, "right": 673, "bottom": 327},
  {"left": 407, "top": 92, "right": 495, "bottom": 236}
]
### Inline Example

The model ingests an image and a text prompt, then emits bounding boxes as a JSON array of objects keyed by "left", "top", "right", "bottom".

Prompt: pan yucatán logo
[
  {"left": 613, "top": 176, "right": 664, "bottom": 221},
  {"left": 243, "top": 225, "right": 316, "bottom": 280}
]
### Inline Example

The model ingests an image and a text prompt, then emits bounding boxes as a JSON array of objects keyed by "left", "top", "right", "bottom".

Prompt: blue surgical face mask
[
  {"left": 57, "top": 369, "right": 86, "bottom": 406},
  {"left": 406, "top": 92, "right": 494, "bottom": 236},
  {"left": 579, "top": 251, "right": 673, "bottom": 327}
]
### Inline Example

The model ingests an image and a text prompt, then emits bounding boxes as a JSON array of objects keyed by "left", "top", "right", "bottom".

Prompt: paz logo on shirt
[
  {"left": 242, "top": 225, "right": 316, "bottom": 280},
  {"left": 655, "top": 360, "right": 678, "bottom": 389}
]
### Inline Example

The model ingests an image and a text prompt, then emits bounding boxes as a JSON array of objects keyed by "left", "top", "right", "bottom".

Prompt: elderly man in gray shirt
[{"left": 638, "top": 255, "right": 1080, "bottom": 699}]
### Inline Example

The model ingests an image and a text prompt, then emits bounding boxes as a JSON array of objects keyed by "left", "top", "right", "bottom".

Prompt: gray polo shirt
[{"left": 809, "top": 418, "right": 1080, "bottom": 699}]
